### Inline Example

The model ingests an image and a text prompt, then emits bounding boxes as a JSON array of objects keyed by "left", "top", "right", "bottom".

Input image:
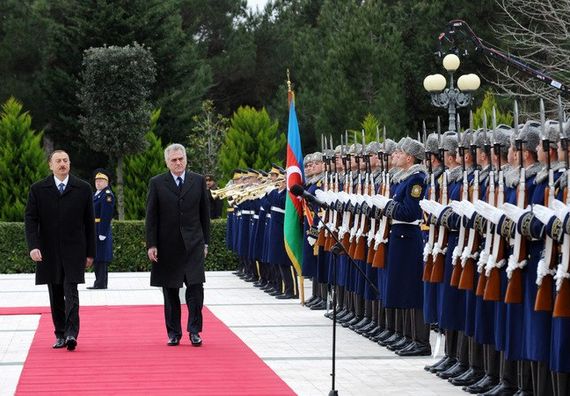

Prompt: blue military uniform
[{"left": 91, "top": 171, "right": 114, "bottom": 289}]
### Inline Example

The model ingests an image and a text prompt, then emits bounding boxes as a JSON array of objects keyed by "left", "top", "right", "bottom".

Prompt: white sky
[{"left": 247, "top": 0, "right": 270, "bottom": 12}]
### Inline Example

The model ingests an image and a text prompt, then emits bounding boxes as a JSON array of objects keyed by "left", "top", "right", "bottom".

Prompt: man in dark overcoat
[
  {"left": 24, "top": 150, "right": 95, "bottom": 351},
  {"left": 146, "top": 143, "right": 210, "bottom": 346}
]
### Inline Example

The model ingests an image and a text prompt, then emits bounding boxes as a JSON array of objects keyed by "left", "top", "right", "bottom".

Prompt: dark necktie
[
  {"left": 177, "top": 176, "right": 183, "bottom": 191},
  {"left": 58, "top": 183, "right": 65, "bottom": 195}
]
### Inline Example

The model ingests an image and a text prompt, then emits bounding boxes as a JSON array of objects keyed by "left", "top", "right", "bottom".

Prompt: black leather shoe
[
  {"left": 350, "top": 317, "right": 371, "bottom": 331},
  {"left": 342, "top": 316, "right": 362, "bottom": 328},
  {"left": 437, "top": 362, "right": 468, "bottom": 379},
  {"left": 430, "top": 356, "right": 457, "bottom": 373},
  {"left": 481, "top": 382, "right": 518, "bottom": 396},
  {"left": 65, "top": 336, "right": 77, "bottom": 351},
  {"left": 464, "top": 375, "right": 499, "bottom": 394},
  {"left": 276, "top": 293, "right": 298, "bottom": 299},
  {"left": 269, "top": 290, "right": 282, "bottom": 296},
  {"left": 52, "top": 337, "right": 66, "bottom": 349},
  {"left": 378, "top": 332, "right": 401, "bottom": 347},
  {"left": 387, "top": 336, "right": 412, "bottom": 351},
  {"left": 305, "top": 296, "right": 320, "bottom": 306},
  {"left": 397, "top": 342, "right": 432, "bottom": 357},
  {"left": 333, "top": 308, "right": 349, "bottom": 319},
  {"left": 354, "top": 319, "right": 372, "bottom": 334},
  {"left": 374, "top": 329, "right": 393, "bottom": 342},
  {"left": 449, "top": 367, "right": 485, "bottom": 386},
  {"left": 310, "top": 301, "right": 327, "bottom": 310},
  {"left": 167, "top": 336, "right": 180, "bottom": 346},
  {"left": 338, "top": 312, "right": 355, "bottom": 324},
  {"left": 363, "top": 325, "right": 381, "bottom": 338},
  {"left": 424, "top": 355, "right": 449, "bottom": 372},
  {"left": 190, "top": 333, "right": 202, "bottom": 346}
]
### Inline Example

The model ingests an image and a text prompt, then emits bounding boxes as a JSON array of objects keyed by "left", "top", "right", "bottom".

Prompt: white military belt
[
  {"left": 253, "top": 215, "right": 259, "bottom": 219},
  {"left": 271, "top": 206, "right": 285, "bottom": 214},
  {"left": 241, "top": 210, "right": 254, "bottom": 215},
  {"left": 391, "top": 220, "right": 421, "bottom": 226}
]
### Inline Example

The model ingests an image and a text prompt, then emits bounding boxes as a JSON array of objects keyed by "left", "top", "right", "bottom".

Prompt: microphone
[{"left": 291, "top": 184, "right": 329, "bottom": 209}]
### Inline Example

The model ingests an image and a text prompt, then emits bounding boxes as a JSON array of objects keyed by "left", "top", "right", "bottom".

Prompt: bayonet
[
  {"left": 376, "top": 125, "right": 380, "bottom": 142},
  {"left": 422, "top": 121, "right": 427, "bottom": 144},
  {"left": 514, "top": 100, "right": 519, "bottom": 135},
  {"left": 457, "top": 113, "right": 461, "bottom": 133},
  {"left": 437, "top": 116, "right": 441, "bottom": 134}
]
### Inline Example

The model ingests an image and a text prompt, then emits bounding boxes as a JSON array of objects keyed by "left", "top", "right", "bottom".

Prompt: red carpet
[{"left": 11, "top": 305, "right": 295, "bottom": 395}]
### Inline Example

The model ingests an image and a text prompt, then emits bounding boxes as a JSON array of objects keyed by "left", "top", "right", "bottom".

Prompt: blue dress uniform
[
  {"left": 92, "top": 185, "right": 114, "bottom": 289},
  {"left": 504, "top": 163, "right": 542, "bottom": 362},
  {"left": 551, "top": 170, "right": 570, "bottom": 375},
  {"left": 268, "top": 188, "right": 298, "bottom": 298},
  {"left": 422, "top": 165, "right": 443, "bottom": 325},
  {"left": 437, "top": 166, "right": 466, "bottom": 332},
  {"left": 382, "top": 165, "right": 427, "bottom": 309},
  {"left": 521, "top": 163, "right": 563, "bottom": 364}
]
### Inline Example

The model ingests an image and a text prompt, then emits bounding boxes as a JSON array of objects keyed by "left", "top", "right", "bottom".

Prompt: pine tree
[
  {"left": 473, "top": 90, "right": 513, "bottom": 129},
  {"left": 218, "top": 106, "right": 285, "bottom": 182},
  {"left": 123, "top": 109, "right": 164, "bottom": 220},
  {"left": 0, "top": 97, "right": 49, "bottom": 221}
]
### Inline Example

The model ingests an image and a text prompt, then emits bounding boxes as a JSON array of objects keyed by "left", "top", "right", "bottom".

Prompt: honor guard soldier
[
  {"left": 373, "top": 136, "right": 431, "bottom": 356},
  {"left": 89, "top": 169, "right": 114, "bottom": 289}
]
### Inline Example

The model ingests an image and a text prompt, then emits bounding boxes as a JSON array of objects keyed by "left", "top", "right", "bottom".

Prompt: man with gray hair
[{"left": 146, "top": 143, "right": 210, "bottom": 347}]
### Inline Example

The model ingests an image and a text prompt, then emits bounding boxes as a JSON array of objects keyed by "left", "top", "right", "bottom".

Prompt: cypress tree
[{"left": 0, "top": 97, "right": 49, "bottom": 221}]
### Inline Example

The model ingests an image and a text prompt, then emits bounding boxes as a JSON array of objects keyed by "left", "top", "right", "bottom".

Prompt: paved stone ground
[{"left": 0, "top": 271, "right": 463, "bottom": 396}]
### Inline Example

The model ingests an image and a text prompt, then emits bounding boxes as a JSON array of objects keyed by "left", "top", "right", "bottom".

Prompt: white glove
[
  {"left": 98, "top": 235, "right": 107, "bottom": 241},
  {"left": 264, "top": 185, "right": 276, "bottom": 194},
  {"left": 450, "top": 201, "right": 464, "bottom": 217},
  {"left": 363, "top": 195, "right": 375, "bottom": 206},
  {"left": 502, "top": 202, "right": 526, "bottom": 223},
  {"left": 419, "top": 199, "right": 433, "bottom": 214},
  {"left": 550, "top": 199, "right": 570, "bottom": 221},
  {"left": 337, "top": 191, "right": 349, "bottom": 203},
  {"left": 459, "top": 200, "right": 475, "bottom": 219},
  {"left": 429, "top": 201, "right": 447, "bottom": 218},
  {"left": 371, "top": 195, "right": 391, "bottom": 209},
  {"left": 531, "top": 204, "right": 555, "bottom": 225},
  {"left": 474, "top": 200, "right": 504, "bottom": 225},
  {"left": 315, "top": 189, "right": 328, "bottom": 204}
]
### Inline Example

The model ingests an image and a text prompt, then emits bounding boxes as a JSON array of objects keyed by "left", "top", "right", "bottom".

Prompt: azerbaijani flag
[{"left": 284, "top": 97, "right": 304, "bottom": 275}]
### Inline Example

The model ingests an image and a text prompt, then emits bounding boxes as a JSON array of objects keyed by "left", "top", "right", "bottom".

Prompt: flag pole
[{"left": 286, "top": 70, "right": 305, "bottom": 305}]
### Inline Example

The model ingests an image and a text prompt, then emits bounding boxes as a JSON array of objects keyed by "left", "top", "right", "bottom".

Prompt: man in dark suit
[
  {"left": 146, "top": 143, "right": 210, "bottom": 347},
  {"left": 88, "top": 169, "right": 115, "bottom": 289},
  {"left": 24, "top": 150, "right": 95, "bottom": 351}
]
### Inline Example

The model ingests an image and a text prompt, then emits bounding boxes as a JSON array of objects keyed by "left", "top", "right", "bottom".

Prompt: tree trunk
[{"left": 116, "top": 156, "right": 125, "bottom": 220}]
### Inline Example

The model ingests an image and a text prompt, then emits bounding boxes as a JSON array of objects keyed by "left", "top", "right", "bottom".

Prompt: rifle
[
  {"left": 354, "top": 130, "right": 370, "bottom": 260},
  {"left": 372, "top": 126, "right": 391, "bottom": 268},
  {"left": 535, "top": 98, "right": 558, "bottom": 311},
  {"left": 324, "top": 135, "right": 343, "bottom": 251},
  {"left": 483, "top": 107, "right": 507, "bottom": 300},
  {"left": 554, "top": 95, "right": 570, "bottom": 317},
  {"left": 348, "top": 136, "right": 363, "bottom": 257},
  {"left": 366, "top": 127, "right": 382, "bottom": 264},
  {"left": 430, "top": 123, "right": 449, "bottom": 283},
  {"left": 505, "top": 101, "right": 528, "bottom": 303},
  {"left": 423, "top": 124, "right": 439, "bottom": 280},
  {"left": 338, "top": 134, "right": 354, "bottom": 252},
  {"left": 451, "top": 121, "right": 469, "bottom": 286},
  {"left": 458, "top": 110, "right": 481, "bottom": 290},
  {"left": 317, "top": 135, "right": 334, "bottom": 247}
]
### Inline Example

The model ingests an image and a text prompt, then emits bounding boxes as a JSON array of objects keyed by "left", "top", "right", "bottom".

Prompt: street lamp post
[{"left": 423, "top": 54, "right": 480, "bottom": 131}]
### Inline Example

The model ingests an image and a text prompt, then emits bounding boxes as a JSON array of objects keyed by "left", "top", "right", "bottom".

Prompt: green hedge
[{"left": 0, "top": 219, "right": 238, "bottom": 274}]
